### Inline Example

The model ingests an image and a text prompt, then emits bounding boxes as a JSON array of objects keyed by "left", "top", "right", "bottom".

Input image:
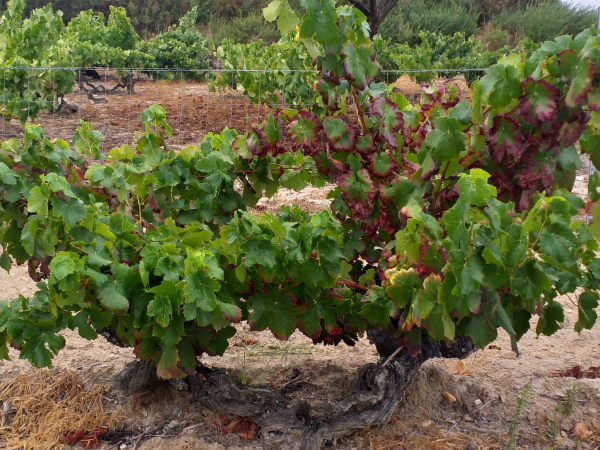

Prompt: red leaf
[
  {"left": 551, "top": 365, "right": 600, "bottom": 379},
  {"left": 516, "top": 77, "right": 560, "bottom": 125},
  {"left": 560, "top": 109, "right": 590, "bottom": 147},
  {"left": 217, "top": 414, "right": 257, "bottom": 440},
  {"left": 486, "top": 115, "right": 526, "bottom": 162},
  {"left": 61, "top": 430, "right": 85, "bottom": 445}
]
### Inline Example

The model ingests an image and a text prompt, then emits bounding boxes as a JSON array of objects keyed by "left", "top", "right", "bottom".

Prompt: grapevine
[{"left": 0, "top": 0, "right": 598, "bottom": 395}]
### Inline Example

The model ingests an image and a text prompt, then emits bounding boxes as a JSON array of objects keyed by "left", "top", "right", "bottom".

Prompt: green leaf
[
  {"left": 48, "top": 252, "right": 76, "bottom": 281},
  {"left": 511, "top": 260, "right": 551, "bottom": 299},
  {"left": 385, "top": 267, "right": 418, "bottom": 308},
  {"left": 247, "top": 289, "right": 302, "bottom": 340},
  {"left": 299, "top": 0, "right": 337, "bottom": 45},
  {"left": 457, "top": 169, "right": 496, "bottom": 206},
  {"left": 218, "top": 301, "right": 242, "bottom": 323},
  {"left": 340, "top": 169, "right": 375, "bottom": 206},
  {"left": 53, "top": 197, "right": 86, "bottom": 229},
  {"left": 89, "top": 306, "right": 112, "bottom": 328},
  {"left": 301, "top": 258, "right": 335, "bottom": 288},
  {"left": 506, "top": 224, "right": 527, "bottom": 266},
  {"left": 442, "top": 201, "right": 468, "bottom": 237},
  {"left": 539, "top": 222, "right": 578, "bottom": 262},
  {"left": 475, "top": 230, "right": 505, "bottom": 266},
  {"left": 0, "top": 162, "right": 17, "bottom": 185},
  {"left": 134, "top": 338, "right": 161, "bottom": 360},
  {"left": 262, "top": 0, "right": 299, "bottom": 32},
  {"left": 566, "top": 55, "right": 595, "bottom": 107},
  {"left": 590, "top": 202, "right": 600, "bottom": 241},
  {"left": 412, "top": 274, "right": 441, "bottom": 325},
  {"left": 148, "top": 295, "right": 173, "bottom": 328},
  {"left": 470, "top": 81, "right": 484, "bottom": 125},
  {"left": 442, "top": 315, "right": 456, "bottom": 341},
  {"left": 184, "top": 270, "right": 220, "bottom": 312},
  {"left": 459, "top": 255, "right": 484, "bottom": 295},
  {"left": 112, "top": 263, "right": 142, "bottom": 290},
  {"left": 359, "top": 286, "right": 395, "bottom": 328},
  {"left": 575, "top": 291, "right": 598, "bottom": 332},
  {"left": 358, "top": 268, "right": 375, "bottom": 287},
  {"left": 536, "top": 301, "right": 564, "bottom": 336},
  {"left": 245, "top": 239, "right": 278, "bottom": 268},
  {"left": 97, "top": 263, "right": 141, "bottom": 312},
  {"left": 157, "top": 344, "right": 181, "bottom": 379},
  {"left": 98, "top": 281, "right": 130, "bottom": 312},
  {"left": 20, "top": 325, "right": 65, "bottom": 368},
  {"left": 372, "top": 152, "right": 396, "bottom": 177},
  {"left": 27, "top": 186, "right": 49, "bottom": 219},
  {"left": 373, "top": 98, "right": 403, "bottom": 147},
  {"left": 69, "top": 311, "right": 97, "bottom": 340},
  {"left": 480, "top": 64, "right": 520, "bottom": 108},
  {"left": 297, "top": 295, "right": 339, "bottom": 339},
  {"left": 43, "top": 173, "right": 69, "bottom": 192},
  {"left": 324, "top": 117, "right": 347, "bottom": 141},
  {"left": 588, "top": 258, "right": 600, "bottom": 278},
  {"left": 0, "top": 334, "right": 9, "bottom": 361},
  {"left": 494, "top": 303, "right": 516, "bottom": 338},
  {"left": 207, "top": 326, "right": 236, "bottom": 356},
  {"left": 317, "top": 235, "right": 344, "bottom": 262},
  {"left": 342, "top": 43, "right": 380, "bottom": 88},
  {"left": 94, "top": 222, "right": 116, "bottom": 241},
  {"left": 449, "top": 100, "right": 471, "bottom": 125},
  {"left": 324, "top": 117, "right": 355, "bottom": 150},
  {"left": 395, "top": 229, "right": 420, "bottom": 263},
  {"left": 21, "top": 217, "right": 39, "bottom": 257},
  {"left": 465, "top": 315, "right": 497, "bottom": 349},
  {"left": 235, "top": 265, "right": 247, "bottom": 283},
  {"left": 156, "top": 255, "right": 183, "bottom": 282},
  {"left": 0, "top": 248, "right": 11, "bottom": 273},
  {"left": 424, "top": 117, "right": 465, "bottom": 163}
]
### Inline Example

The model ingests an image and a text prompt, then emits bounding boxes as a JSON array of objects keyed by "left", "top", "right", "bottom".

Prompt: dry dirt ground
[
  {"left": 0, "top": 78, "right": 599, "bottom": 450},
  {"left": 0, "top": 76, "right": 274, "bottom": 152}
]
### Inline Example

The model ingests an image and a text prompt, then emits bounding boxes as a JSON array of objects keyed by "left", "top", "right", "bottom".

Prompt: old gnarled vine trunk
[
  {"left": 190, "top": 350, "right": 425, "bottom": 450},
  {"left": 113, "top": 337, "right": 476, "bottom": 450}
]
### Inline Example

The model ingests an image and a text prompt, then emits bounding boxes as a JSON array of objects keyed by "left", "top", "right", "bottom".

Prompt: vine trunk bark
[
  {"left": 189, "top": 349, "right": 426, "bottom": 450},
  {"left": 113, "top": 336, "right": 477, "bottom": 450}
]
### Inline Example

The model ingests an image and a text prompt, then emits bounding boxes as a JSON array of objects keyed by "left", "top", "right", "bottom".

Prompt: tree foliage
[{"left": 0, "top": 0, "right": 215, "bottom": 124}]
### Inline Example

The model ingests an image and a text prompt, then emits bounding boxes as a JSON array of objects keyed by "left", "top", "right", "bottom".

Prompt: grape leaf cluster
[{"left": 1, "top": 0, "right": 600, "bottom": 378}]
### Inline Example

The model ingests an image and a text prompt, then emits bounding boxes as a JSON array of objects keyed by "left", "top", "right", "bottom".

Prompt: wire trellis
[{"left": 0, "top": 66, "right": 488, "bottom": 151}]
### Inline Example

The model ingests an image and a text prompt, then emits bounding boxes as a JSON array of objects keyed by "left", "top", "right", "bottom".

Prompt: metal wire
[
  {"left": 0, "top": 67, "right": 489, "bottom": 73},
  {"left": 2, "top": 69, "right": 5, "bottom": 140}
]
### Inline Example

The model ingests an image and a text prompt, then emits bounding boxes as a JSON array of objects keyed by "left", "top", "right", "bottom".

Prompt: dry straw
[
  {"left": 362, "top": 416, "right": 503, "bottom": 450},
  {"left": 0, "top": 368, "right": 122, "bottom": 450}
]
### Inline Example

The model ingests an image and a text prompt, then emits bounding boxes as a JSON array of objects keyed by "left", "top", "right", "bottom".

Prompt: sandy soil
[{"left": 0, "top": 78, "right": 599, "bottom": 450}]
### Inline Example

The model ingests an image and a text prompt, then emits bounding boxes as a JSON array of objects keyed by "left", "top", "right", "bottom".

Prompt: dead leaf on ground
[
  {"left": 442, "top": 392, "right": 457, "bottom": 403},
  {"left": 550, "top": 365, "right": 600, "bottom": 379},
  {"left": 450, "top": 360, "right": 471, "bottom": 376},
  {"left": 216, "top": 413, "right": 257, "bottom": 440},
  {"left": 571, "top": 421, "right": 593, "bottom": 439}
]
